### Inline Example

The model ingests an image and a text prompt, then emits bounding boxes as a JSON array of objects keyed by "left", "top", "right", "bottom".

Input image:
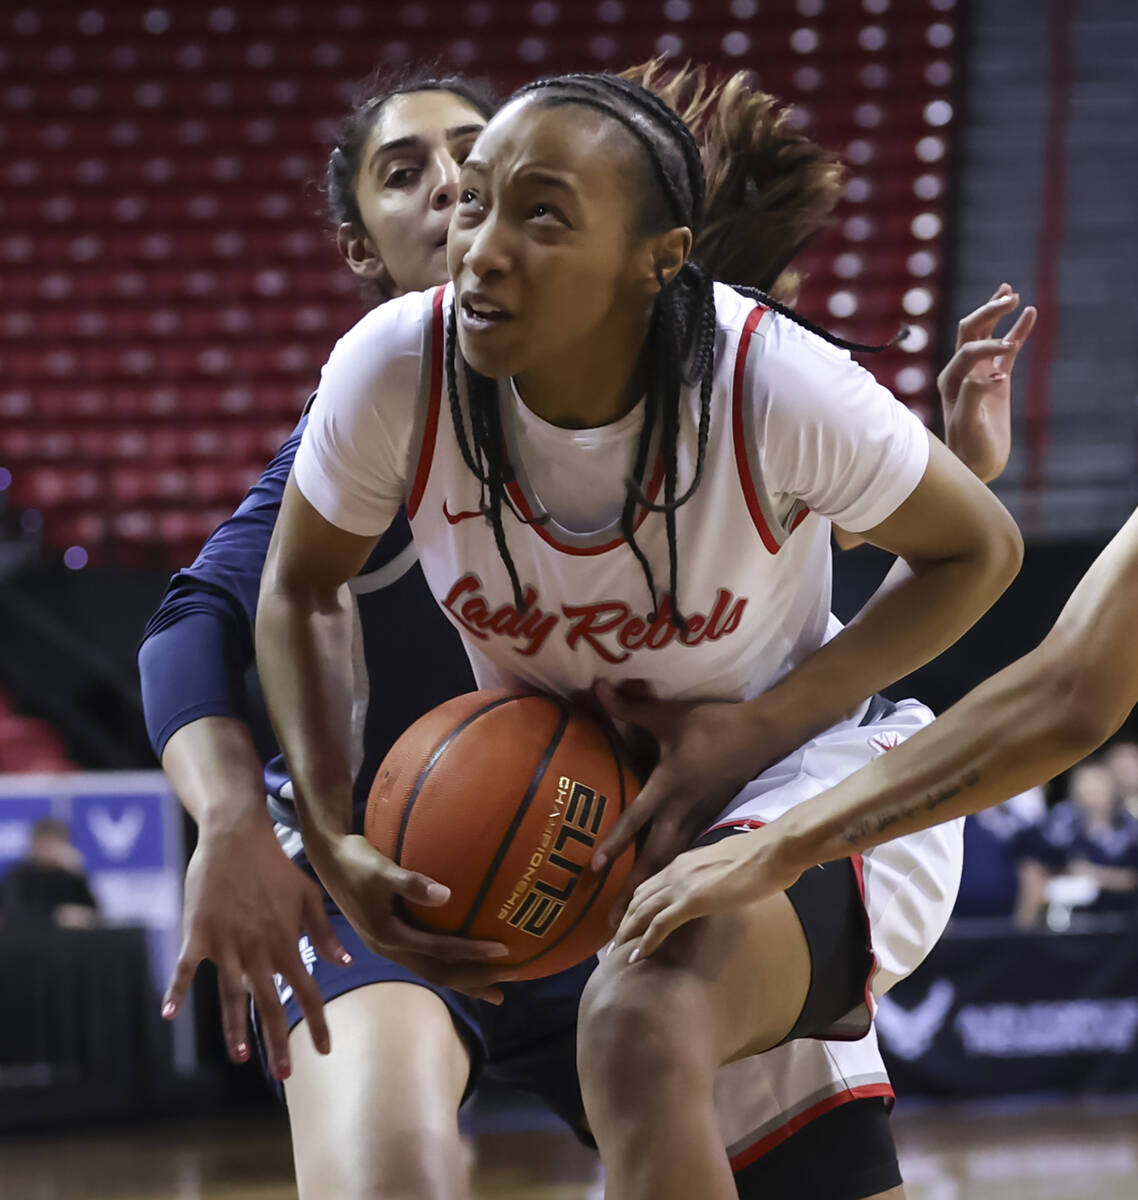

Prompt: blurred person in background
[
  {"left": 0, "top": 817, "right": 99, "bottom": 930},
  {"left": 1011, "top": 760, "right": 1138, "bottom": 927},
  {"left": 1104, "top": 739, "right": 1138, "bottom": 819},
  {"left": 953, "top": 787, "right": 1046, "bottom": 921}
]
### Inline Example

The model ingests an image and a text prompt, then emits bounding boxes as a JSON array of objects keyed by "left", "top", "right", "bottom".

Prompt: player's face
[
  {"left": 349, "top": 90, "right": 486, "bottom": 295},
  {"left": 447, "top": 97, "right": 663, "bottom": 380}
]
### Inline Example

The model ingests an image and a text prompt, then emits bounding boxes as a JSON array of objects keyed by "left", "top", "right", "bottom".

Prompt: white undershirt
[{"left": 508, "top": 382, "right": 646, "bottom": 534}]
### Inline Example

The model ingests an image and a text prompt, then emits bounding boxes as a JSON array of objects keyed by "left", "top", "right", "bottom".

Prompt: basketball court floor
[{"left": 2, "top": 1095, "right": 1136, "bottom": 1199}]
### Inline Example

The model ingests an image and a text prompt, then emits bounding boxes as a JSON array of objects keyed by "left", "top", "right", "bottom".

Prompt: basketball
[{"left": 364, "top": 689, "right": 638, "bottom": 980}]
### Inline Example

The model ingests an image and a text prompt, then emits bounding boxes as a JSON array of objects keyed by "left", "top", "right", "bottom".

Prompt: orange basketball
[{"left": 365, "top": 689, "right": 638, "bottom": 981}]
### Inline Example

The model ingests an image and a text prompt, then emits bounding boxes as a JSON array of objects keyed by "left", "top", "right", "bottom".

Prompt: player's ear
[
  {"left": 633, "top": 226, "right": 693, "bottom": 297},
  {"left": 337, "top": 222, "right": 389, "bottom": 283}
]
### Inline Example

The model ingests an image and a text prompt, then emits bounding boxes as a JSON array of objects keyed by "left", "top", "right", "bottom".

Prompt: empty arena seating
[
  {"left": 0, "top": 686, "right": 74, "bottom": 773},
  {"left": 0, "top": 0, "right": 959, "bottom": 567}
]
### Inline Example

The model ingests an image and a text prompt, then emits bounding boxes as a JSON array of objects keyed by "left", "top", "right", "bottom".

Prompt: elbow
[
  {"left": 988, "top": 508, "right": 1025, "bottom": 592},
  {"left": 1059, "top": 665, "right": 1130, "bottom": 757},
  {"left": 1018, "top": 644, "right": 1127, "bottom": 765}
]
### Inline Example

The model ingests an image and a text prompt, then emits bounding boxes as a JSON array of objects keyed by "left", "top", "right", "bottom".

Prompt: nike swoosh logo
[{"left": 443, "top": 500, "right": 483, "bottom": 525}]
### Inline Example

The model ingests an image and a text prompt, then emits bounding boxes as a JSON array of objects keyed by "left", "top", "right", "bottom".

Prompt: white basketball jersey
[{"left": 392, "top": 283, "right": 927, "bottom": 703}]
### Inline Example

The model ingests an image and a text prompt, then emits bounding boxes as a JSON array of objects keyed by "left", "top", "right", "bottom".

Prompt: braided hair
[{"left": 446, "top": 71, "right": 896, "bottom": 628}]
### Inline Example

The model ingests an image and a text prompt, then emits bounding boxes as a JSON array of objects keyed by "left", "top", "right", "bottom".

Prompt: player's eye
[
  {"left": 384, "top": 167, "right": 418, "bottom": 189},
  {"left": 529, "top": 203, "right": 569, "bottom": 227}
]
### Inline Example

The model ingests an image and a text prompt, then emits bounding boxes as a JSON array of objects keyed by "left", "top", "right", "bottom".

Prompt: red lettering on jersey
[
  {"left": 705, "top": 589, "right": 747, "bottom": 640},
  {"left": 443, "top": 574, "right": 558, "bottom": 657},
  {"left": 443, "top": 576, "right": 748, "bottom": 663},
  {"left": 563, "top": 602, "right": 632, "bottom": 664}
]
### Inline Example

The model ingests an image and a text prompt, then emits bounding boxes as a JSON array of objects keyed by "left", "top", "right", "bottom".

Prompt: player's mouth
[{"left": 459, "top": 290, "right": 514, "bottom": 333}]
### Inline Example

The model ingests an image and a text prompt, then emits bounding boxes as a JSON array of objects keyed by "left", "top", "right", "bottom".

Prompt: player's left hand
[
  {"left": 939, "top": 282, "right": 1036, "bottom": 484},
  {"left": 612, "top": 823, "right": 804, "bottom": 959},
  {"left": 589, "top": 679, "right": 789, "bottom": 925}
]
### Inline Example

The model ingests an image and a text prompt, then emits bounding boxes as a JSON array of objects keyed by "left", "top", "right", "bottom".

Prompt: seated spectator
[
  {"left": 0, "top": 818, "right": 100, "bottom": 930},
  {"left": 1012, "top": 761, "right": 1138, "bottom": 927},
  {"left": 1105, "top": 739, "right": 1138, "bottom": 820},
  {"left": 955, "top": 788, "right": 1047, "bottom": 919}
]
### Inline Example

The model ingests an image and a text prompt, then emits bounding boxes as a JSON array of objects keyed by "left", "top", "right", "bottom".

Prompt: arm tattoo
[{"left": 841, "top": 769, "right": 981, "bottom": 849}]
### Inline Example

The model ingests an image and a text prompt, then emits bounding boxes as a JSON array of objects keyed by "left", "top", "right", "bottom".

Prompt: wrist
[
  {"left": 737, "top": 693, "right": 818, "bottom": 768},
  {"left": 196, "top": 799, "right": 277, "bottom": 845}
]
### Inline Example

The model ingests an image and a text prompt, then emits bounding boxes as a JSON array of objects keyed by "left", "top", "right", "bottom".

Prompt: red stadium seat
[{"left": 1, "top": 0, "right": 958, "bottom": 564}]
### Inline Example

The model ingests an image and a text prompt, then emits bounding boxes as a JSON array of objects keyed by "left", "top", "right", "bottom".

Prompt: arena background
[{"left": 1, "top": 1, "right": 1137, "bottom": 1196}]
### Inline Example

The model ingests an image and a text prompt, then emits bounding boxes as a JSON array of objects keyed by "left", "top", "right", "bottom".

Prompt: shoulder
[
  {"left": 713, "top": 283, "right": 872, "bottom": 396},
  {"left": 323, "top": 286, "right": 442, "bottom": 381}
]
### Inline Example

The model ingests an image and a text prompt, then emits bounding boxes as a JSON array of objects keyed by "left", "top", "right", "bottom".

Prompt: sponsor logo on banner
[
  {"left": 875, "top": 980, "right": 956, "bottom": 1061},
  {"left": 954, "top": 998, "right": 1138, "bottom": 1057},
  {"left": 88, "top": 805, "right": 146, "bottom": 860},
  {"left": 72, "top": 793, "right": 165, "bottom": 869}
]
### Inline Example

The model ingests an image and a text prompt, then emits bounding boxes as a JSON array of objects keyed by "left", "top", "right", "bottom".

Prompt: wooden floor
[{"left": 1, "top": 1097, "right": 1137, "bottom": 1198}]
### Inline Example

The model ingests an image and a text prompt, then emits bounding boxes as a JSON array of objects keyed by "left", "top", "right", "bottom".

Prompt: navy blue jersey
[
  {"left": 1011, "top": 801, "right": 1138, "bottom": 913},
  {"left": 138, "top": 414, "right": 475, "bottom": 824}
]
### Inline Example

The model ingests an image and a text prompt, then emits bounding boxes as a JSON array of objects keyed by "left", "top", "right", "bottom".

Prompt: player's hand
[
  {"left": 161, "top": 815, "right": 351, "bottom": 1082},
  {"left": 939, "top": 282, "right": 1036, "bottom": 484},
  {"left": 589, "top": 680, "right": 784, "bottom": 925},
  {"left": 310, "top": 832, "right": 516, "bottom": 1005},
  {"left": 612, "top": 822, "right": 806, "bottom": 959}
]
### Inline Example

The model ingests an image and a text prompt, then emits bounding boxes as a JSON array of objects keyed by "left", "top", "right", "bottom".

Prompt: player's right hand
[
  {"left": 161, "top": 816, "right": 350, "bottom": 1082},
  {"left": 311, "top": 832, "right": 516, "bottom": 1005}
]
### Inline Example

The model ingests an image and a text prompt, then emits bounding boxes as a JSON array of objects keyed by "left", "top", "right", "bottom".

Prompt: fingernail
[
  {"left": 337, "top": 947, "right": 353, "bottom": 966},
  {"left": 275, "top": 1057, "right": 290, "bottom": 1078},
  {"left": 489, "top": 945, "right": 511, "bottom": 957},
  {"left": 999, "top": 338, "right": 1013, "bottom": 348},
  {"left": 426, "top": 882, "right": 451, "bottom": 904},
  {"left": 161, "top": 1000, "right": 176, "bottom": 1019},
  {"left": 629, "top": 948, "right": 641, "bottom": 964},
  {"left": 234, "top": 1042, "right": 250, "bottom": 1061}
]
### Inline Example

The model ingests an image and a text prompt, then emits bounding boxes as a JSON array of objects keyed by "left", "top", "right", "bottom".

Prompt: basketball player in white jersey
[{"left": 256, "top": 74, "right": 1025, "bottom": 1199}]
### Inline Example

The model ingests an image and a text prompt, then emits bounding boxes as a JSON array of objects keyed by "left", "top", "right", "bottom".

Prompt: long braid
[{"left": 732, "top": 284, "right": 907, "bottom": 354}]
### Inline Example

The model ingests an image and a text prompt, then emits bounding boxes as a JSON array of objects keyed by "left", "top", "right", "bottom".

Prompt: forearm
[
  {"left": 161, "top": 716, "right": 273, "bottom": 837},
  {"left": 772, "top": 640, "right": 1104, "bottom": 867},
  {"left": 254, "top": 582, "right": 357, "bottom": 849},
  {"left": 749, "top": 534, "right": 1019, "bottom": 750}
]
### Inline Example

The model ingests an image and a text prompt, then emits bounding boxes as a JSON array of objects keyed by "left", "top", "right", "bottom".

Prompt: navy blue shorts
[{"left": 255, "top": 852, "right": 594, "bottom": 1143}]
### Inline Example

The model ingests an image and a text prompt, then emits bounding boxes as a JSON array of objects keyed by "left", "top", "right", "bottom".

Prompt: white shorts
[{"left": 704, "top": 696, "right": 964, "bottom": 1169}]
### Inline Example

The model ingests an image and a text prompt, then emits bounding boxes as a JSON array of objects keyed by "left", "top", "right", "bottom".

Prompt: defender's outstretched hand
[{"left": 938, "top": 282, "right": 1036, "bottom": 484}]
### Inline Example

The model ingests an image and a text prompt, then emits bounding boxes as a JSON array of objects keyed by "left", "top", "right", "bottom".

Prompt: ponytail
[{"left": 621, "top": 59, "right": 844, "bottom": 304}]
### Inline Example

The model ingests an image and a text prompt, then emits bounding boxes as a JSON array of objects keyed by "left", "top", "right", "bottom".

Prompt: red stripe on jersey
[
  {"left": 728, "top": 1083, "right": 896, "bottom": 1174},
  {"left": 504, "top": 453, "right": 667, "bottom": 557},
  {"left": 849, "top": 850, "right": 882, "bottom": 1025},
  {"left": 730, "top": 304, "right": 780, "bottom": 553},
  {"left": 790, "top": 504, "right": 811, "bottom": 532},
  {"left": 406, "top": 286, "right": 446, "bottom": 520}
]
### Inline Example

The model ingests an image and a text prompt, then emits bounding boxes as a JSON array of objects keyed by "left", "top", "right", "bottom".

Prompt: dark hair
[
  {"left": 446, "top": 71, "right": 893, "bottom": 629},
  {"left": 622, "top": 59, "right": 845, "bottom": 305},
  {"left": 324, "top": 66, "right": 498, "bottom": 298}
]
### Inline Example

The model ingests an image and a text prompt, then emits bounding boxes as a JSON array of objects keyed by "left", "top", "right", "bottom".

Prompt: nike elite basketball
[{"left": 365, "top": 690, "right": 637, "bottom": 980}]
